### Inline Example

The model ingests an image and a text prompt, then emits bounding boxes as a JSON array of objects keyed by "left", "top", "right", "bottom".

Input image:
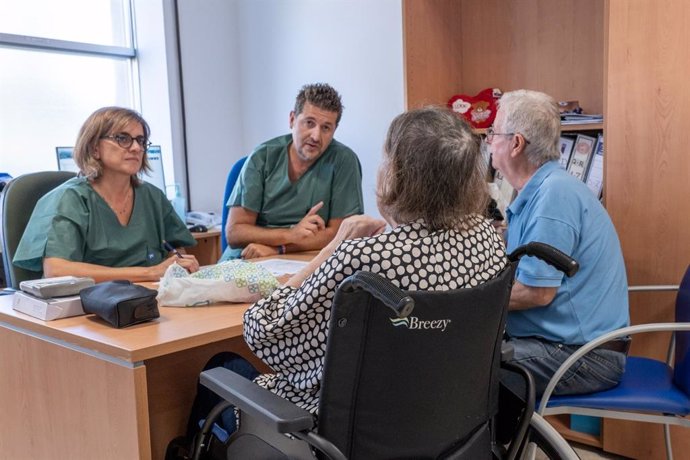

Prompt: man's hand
[
  {"left": 288, "top": 201, "right": 326, "bottom": 243},
  {"left": 285, "top": 214, "right": 388, "bottom": 289},
  {"left": 241, "top": 243, "right": 279, "bottom": 260}
]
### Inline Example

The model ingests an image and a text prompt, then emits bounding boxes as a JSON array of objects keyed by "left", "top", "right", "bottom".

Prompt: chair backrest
[
  {"left": 0, "top": 171, "right": 76, "bottom": 288},
  {"left": 317, "top": 266, "right": 515, "bottom": 459},
  {"left": 220, "top": 156, "right": 247, "bottom": 252},
  {"left": 674, "top": 264, "right": 690, "bottom": 394}
]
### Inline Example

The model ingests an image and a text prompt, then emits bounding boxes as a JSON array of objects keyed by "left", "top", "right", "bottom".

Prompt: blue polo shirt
[{"left": 505, "top": 161, "right": 629, "bottom": 344}]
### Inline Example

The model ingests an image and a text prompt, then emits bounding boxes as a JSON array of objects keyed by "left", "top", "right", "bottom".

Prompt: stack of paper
[{"left": 561, "top": 113, "right": 603, "bottom": 125}]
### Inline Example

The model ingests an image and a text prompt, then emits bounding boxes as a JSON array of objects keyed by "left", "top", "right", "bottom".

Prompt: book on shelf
[
  {"left": 585, "top": 133, "right": 605, "bottom": 197},
  {"left": 558, "top": 135, "right": 576, "bottom": 169},
  {"left": 560, "top": 113, "right": 603, "bottom": 125},
  {"left": 567, "top": 133, "right": 597, "bottom": 181}
]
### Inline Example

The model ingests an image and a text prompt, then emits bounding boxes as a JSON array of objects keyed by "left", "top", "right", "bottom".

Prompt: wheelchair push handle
[
  {"left": 508, "top": 242, "right": 579, "bottom": 278},
  {"left": 340, "top": 271, "right": 415, "bottom": 317}
]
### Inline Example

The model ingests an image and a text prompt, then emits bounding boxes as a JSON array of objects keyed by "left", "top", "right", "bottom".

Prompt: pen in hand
[{"left": 162, "top": 240, "right": 183, "bottom": 259}]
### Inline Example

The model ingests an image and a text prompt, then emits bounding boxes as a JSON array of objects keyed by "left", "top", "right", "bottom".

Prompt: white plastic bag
[{"left": 156, "top": 260, "right": 279, "bottom": 307}]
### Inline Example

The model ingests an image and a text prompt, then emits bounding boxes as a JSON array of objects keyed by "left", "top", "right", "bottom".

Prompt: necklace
[{"left": 107, "top": 187, "right": 133, "bottom": 216}]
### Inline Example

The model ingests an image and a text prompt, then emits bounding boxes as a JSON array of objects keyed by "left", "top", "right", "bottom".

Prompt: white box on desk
[{"left": 12, "top": 291, "right": 85, "bottom": 321}]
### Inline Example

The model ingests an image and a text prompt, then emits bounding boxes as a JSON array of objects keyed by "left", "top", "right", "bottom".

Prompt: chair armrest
[
  {"left": 537, "top": 322, "right": 690, "bottom": 414},
  {"left": 501, "top": 340, "right": 515, "bottom": 362},
  {"left": 200, "top": 367, "right": 315, "bottom": 434},
  {"left": 508, "top": 242, "right": 579, "bottom": 277},
  {"left": 628, "top": 285, "right": 678, "bottom": 292}
]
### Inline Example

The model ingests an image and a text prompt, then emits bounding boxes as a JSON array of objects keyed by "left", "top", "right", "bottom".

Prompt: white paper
[{"left": 254, "top": 259, "right": 309, "bottom": 276}]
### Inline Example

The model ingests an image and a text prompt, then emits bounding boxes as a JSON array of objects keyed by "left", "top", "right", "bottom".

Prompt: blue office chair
[
  {"left": 537, "top": 267, "right": 690, "bottom": 460},
  {"left": 220, "top": 156, "right": 247, "bottom": 252}
]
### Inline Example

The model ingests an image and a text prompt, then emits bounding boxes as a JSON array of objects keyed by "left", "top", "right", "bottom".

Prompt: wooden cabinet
[
  {"left": 403, "top": 0, "right": 690, "bottom": 457},
  {"left": 603, "top": 1, "right": 690, "bottom": 458},
  {"left": 186, "top": 228, "right": 222, "bottom": 266},
  {"left": 403, "top": 0, "right": 604, "bottom": 114}
]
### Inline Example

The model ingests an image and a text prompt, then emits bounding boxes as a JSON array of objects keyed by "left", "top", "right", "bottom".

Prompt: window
[{"left": 0, "top": 0, "right": 138, "bottom": 177}]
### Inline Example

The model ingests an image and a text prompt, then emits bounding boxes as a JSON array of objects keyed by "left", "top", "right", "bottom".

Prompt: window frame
[{"left": 0, "top": 32, "right": 135, "bottom": 58}]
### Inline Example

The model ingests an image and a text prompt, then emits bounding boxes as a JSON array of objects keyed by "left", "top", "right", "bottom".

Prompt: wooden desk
[
  {"left": 186, "top": 227, "right": 222, "bottom": 266},
  {"left": 0, "top": 253, "right": 313, "bottom": 460}
]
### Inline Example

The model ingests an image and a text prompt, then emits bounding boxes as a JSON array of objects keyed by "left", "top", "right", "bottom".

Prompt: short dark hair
[
  {"left": 73, "top": 106, "right": 151, "bottom": 184},
  {"left": 294, "top": 83, "right": 343, "bottom": 124},
  {"left": 377, "top": 106, "right": 489, "bottom": 231}
]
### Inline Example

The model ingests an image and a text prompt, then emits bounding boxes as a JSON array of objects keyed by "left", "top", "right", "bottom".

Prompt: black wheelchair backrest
[{"left": 317, "top": 264, "right": 516, "bottom": 459}]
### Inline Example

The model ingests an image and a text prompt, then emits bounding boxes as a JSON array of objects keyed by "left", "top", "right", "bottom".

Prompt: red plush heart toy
[{"left": 447, "top": 88, "right": 502, "bottom": 129}]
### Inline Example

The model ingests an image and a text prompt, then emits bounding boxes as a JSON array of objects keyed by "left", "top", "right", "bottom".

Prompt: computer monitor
[
  {"left": 55, "top": 145, "right": 167, "bottom": 193},
  {"left": 55, "top": 146, "right": 79, "bottom": 173},
  {"left": 141, "top": 145, "right": 166, "bottom": 193}
]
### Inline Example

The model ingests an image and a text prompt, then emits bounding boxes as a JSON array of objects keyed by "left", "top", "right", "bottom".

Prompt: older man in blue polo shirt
[{"left": 488, "top": 89, "right": 629, "bottom": 397}]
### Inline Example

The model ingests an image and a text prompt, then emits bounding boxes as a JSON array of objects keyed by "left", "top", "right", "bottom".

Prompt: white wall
[
  {"left": 175, "top": 0, "right": 405, "bottom": 217},
  {"left": 134, "top": 0, "right": 178, "bottom": 198}
]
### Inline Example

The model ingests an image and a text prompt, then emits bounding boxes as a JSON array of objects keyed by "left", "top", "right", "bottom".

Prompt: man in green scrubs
[{"left": 220, "top": 83, "right": 364, "bottom": 260}]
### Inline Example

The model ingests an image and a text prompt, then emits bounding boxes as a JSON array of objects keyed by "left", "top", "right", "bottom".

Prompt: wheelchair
[{"left": 184, "top": 243, "right": 580, "bottom": 459}]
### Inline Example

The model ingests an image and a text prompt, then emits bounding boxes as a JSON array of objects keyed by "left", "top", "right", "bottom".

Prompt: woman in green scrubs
[{"left": 13, "top": 107, "right": 199, "bottom": 282}]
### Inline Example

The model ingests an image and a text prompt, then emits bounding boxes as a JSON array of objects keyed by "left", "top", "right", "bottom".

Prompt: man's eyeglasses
[
  {"left": 101, "top": 133, "right": 152, "bottom": 151},
  {"left": 485, "top": 127, "right": 530, "bottom": 145}
]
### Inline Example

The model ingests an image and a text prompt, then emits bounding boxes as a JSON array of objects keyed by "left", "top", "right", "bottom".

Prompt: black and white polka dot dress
[{"left": 243, "top": 216, "right": 507, "bottom": 416}]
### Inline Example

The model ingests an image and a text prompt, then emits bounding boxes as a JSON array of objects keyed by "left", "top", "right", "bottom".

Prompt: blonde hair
[
  {"left": 377, "top": 106, "right": 489, "bottom": 231},
  {"left": 73, "top": 106, "right": 151, "bottom": 183}
]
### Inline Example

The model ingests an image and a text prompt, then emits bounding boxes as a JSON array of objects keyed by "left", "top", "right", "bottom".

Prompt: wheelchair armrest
[
  {"left": 537, "top": 322, "right": 690, "bottom": 414},
  {"left": 200, "top": 367, "right": 315, "bottom": 434},
  {"left": 507, "top": 242, "right": 579, "bottom": 277}
]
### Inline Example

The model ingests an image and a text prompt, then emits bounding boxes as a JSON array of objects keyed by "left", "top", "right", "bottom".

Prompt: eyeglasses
[
  {"left": 101, "top": 133, "right": 152, "bottom": 151},
  {"left": 485, "top": 127, "right": 530, "bottom": 145}
]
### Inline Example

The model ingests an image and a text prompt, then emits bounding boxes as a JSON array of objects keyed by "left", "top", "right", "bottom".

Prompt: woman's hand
[
  {"left": 153, "top": 254, "right": 200, "bottom": 277},
  {"left": 43, "top": 254, "right": 199, "bottom": 283},
  {"left": 328, "top": 215, "right": 387, "bottom": 249},
  {"left": 176, "top": 254, "right": 200, "bottom": 273}
]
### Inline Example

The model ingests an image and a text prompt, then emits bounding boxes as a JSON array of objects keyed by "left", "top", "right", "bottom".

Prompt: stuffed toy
[{"left": 448, "top": 88, "right": 502, "bottom": 129}]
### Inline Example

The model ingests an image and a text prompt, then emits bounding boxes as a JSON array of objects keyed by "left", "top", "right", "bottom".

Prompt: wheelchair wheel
[{"left": 526, "top": 413, "right": 580, "bottom": 460}]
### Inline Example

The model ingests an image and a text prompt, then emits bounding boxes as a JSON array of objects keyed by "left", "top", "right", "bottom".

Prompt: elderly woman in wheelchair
[{"left": 168, "top": 107, "right": 513, "bottom": 459}]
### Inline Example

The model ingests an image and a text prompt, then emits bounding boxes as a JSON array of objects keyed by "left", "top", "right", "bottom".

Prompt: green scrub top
[
  {"left": 221, "top": 134, "right": 364, "bottom": 260},
  {"left": 13, "top": 177, "right": 196, "bottom": 274}
]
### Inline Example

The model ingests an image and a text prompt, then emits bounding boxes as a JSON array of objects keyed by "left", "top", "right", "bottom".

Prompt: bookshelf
[
  {"left": 475, "top": 123, "right": 603, "bottom": 135},
  {"left": 403, "top": 0, "right": 603, "bottom": 115},
  {"left": 403, "top": 1, "right": 690, "bottom": 458},
  {"left": 561, "top": 123, "right": 603, "bottom": 132}
]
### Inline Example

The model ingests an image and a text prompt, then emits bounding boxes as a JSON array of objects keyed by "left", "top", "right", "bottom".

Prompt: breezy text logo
[{"left": 390, "top": 316, "right": 452, "bottom": 332}]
